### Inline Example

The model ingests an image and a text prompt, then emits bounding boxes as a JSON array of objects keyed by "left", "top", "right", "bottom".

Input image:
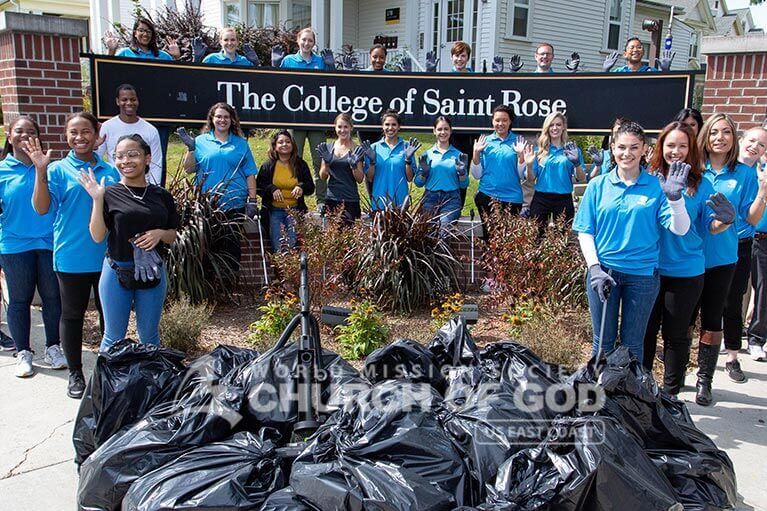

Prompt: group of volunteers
[{"left": 1, "top": 15, "right": 765, "bottom": 410}]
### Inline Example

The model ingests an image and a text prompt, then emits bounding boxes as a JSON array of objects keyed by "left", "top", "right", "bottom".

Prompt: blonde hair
[
  {"left": 536, "top": 112, "right": 569, "bottom": 165},
  {"left": 296, "top": 27, "right": 317, "bottom": 44},
  {"left": 220, "top": 27, "right": 237, "bottom": 38}
]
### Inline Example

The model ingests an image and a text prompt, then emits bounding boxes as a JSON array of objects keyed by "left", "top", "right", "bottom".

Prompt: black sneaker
[
  {"left": 67, "top": 370, "right": 86, "bottom": 399},
  {"left": 0, "top": 330, "right": 14, "bottom": 351},
  {"left": 725, "top": 360, "right": 747, "bottom": 383}
]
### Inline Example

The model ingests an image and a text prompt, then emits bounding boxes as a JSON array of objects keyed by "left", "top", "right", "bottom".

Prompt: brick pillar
[
  {"left": 0, "top": 12, "right": 89, "bottom": 158},
  {"left": 701, "top": 34, "right": 767, "bottom": 132}
]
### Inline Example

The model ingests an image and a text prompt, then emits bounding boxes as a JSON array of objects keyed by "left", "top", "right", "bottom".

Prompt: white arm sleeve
[
  {"left": 470, "top": 162, "right": 483, "bottom": 179},
  {"left": 668, "top": 197, "right": 690, "bottom": 236},
  {"left": 577, "top": 232, "right": 599, "bottom": 268},
  {"left": 148, "top": 130, "right": 163, "bottom": 186}
]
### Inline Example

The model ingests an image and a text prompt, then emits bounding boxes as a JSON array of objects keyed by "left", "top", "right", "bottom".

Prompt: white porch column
[
  {"left": 89, "top": 0, "right": 109, "bottom": 52},
  {"left": 311, "top": 0, "right": 327, "bottom": 49},
  {"left": 329, "top": 0, "right": 343, "bottom": 51}
]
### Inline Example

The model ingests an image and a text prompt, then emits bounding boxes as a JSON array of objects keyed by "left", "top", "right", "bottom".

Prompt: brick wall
[{"left": 701, "top": 34, "right": 767, "bottom": 132}]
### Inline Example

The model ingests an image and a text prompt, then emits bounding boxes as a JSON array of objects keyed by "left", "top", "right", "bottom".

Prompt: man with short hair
[{"left": 534, "top": 43, "right": 555, "bottom": 73}]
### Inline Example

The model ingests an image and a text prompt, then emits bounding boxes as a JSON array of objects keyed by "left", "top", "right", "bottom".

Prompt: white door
[{"left": 432, "top": 0, "right": 475, "bottom": 72}]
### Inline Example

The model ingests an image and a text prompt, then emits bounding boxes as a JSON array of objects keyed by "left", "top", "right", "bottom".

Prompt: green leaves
[{"left": 335, "top": 300, "right": 390, "bottom": 359}]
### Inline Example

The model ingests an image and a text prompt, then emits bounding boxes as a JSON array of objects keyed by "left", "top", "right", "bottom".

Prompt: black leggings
[
  {"left": 643, "top": 274, "right": 704, "bottom": 371},
  {"left": 722, "top": 238, "right": 753, "bottom": 350},
  {"left": 56, "top": 272, "right": 103, "bottom": 373},
  {"left": 474, "top": 191, "right": 522, "bottom": 239},
  {"left": 529, "top": 191, "right": 574, "bottom": 226},
  {"left": 696, "top": 263, "right": 737, "bottom": 333},
  {"left": 325, "top": 199, "right": 361, "bottom": 224}
]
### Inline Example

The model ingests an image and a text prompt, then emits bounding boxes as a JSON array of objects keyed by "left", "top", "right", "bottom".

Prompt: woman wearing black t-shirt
[
  {"left": 317, "top": 113, "right": 365, "bottom": 223},
  {"left": 79, "top": 134, "right": 178, "bottom": 351}
]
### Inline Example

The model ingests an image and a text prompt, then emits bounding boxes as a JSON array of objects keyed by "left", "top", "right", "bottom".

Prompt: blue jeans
[
  {"left": 269, "top": 207, "right": 297, "bottom": 253},
  {"left": 0, "top": 250, "right": 61, "bottom": 352},
  {"left": 586, "top": 266, "right": 660, "bottom": 366},
  {"left": 98, "top": 258, "right": 167, "bottom": 352},
  {"left": 421, "top": 190, "right": 461, "bottom": 231}
]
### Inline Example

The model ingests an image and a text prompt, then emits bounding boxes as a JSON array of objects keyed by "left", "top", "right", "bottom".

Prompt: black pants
[
  {"left": 643, "top": 274, "right": 704, "bottom": 371},
  {"left": 695, "top": 263, "right": 737, "bottom": 333},
  {"left": 722, "top": 238, "right": 753, "bottom": 350},
  {"left": 325, "top": 199, "right": 361, "bottom": 224},
  {"left": 529, "top": 191, "right": 574, "bottom": 226},
  {"left": 56, "top": 271, "right": 103, "bottom": 373},
  {"left": 451, "top": 133, "right": 474, "bottom": 210},
  {"left": 747, "top": 236, "right": 767, "bottom": 347},
  {"left": 211, "top": 208, "right": 244, "bottom": 285},
  {"left": 474, "top": 191, "right": 522, "bottom": 239}
]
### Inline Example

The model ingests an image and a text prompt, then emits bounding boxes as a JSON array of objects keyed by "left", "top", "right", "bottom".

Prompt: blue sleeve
[
  {"left": 46, "top": 163, "right": 62, "bottom": 208},
  {"left": 740, "top": 171, "right": 758, "bottom": 221},
  {"left": 657, "top": 190, "right": 672, "bottom": 229},
  {"left": 573, "top": 180, "right": 597, "bottom": 234},
  {"left": 202, "top": 54, "right": 216, "bottom": 64},
  {"left": 533, "top": 151, "right": 542, "bottom": 178},
  {"left": 577, "top": 147, "right": 585, "bottom": 171},
  {"left": 115, "top": 47, "right": 133, "bottom": 58}
]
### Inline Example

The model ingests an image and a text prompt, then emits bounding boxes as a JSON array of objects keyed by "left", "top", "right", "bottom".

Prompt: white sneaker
[
  {"left": 14, "top": 350, "right": 33, "bottom": 378},
  {"left": 44, "top": 344, "right": 67, "bottom": 369},
  {"left": 748, "top": 344, "right": 767, "bottom": 362}
]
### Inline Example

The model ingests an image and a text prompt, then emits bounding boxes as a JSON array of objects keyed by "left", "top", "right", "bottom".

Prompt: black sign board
[
  {"left": 385, "top": 7, "right": 400, "bottom": 24},
  {"left": 88, "top": 54, "right": 698, "bottom": 134}
]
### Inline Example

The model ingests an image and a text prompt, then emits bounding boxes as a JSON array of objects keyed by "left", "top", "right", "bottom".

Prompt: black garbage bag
[
  {"left": 364, "top": 339, "right": 447, "bottom": 392},
  {"left": 485, "top": 416, "right": 683, "bottom": 511},
  {"left": 77, "top": 364, "right": 246, "bottom": 511},
  {"left": 260, "top": 487, "right": 316, "bottom": 511},
  {"left": 122, "top": 431, "right": 285, "bottom": 511},
  {"left": 176, "top": 344, "right": 261, "bottom": 399},
  {"left": 290, "top": 380, "right": 470, "bottom": 509},
  {"left": 426, "top": 316, "right": 479, "bottom": 368},
  {"left": 73, "top": 340, "right": 186, "bottom": 466}
]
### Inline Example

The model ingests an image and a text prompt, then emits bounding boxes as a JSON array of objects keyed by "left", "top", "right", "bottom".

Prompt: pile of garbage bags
[{"left": 75, "top": 319, "right": 737, "bottom": 510}]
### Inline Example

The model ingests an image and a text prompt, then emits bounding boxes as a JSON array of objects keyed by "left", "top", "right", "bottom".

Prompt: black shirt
[{"left": 103, "top": 183, "right": 179, "bottom": 262}]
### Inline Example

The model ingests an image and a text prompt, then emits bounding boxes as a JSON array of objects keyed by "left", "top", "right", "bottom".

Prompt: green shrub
[
  {"left": 335, "top": 300, "right": 390, "bottom": 359},
  {"left": 159, "top": 296, "right": 212, "bottom": 353},
  {"left": 247, "top": 292, "right": 299, "bottom": 351}
]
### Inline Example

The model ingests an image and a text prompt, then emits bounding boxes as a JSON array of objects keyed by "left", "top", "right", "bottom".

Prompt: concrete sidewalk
[{"left": 0, "top": 309, "right": 765, "bottom": 510}]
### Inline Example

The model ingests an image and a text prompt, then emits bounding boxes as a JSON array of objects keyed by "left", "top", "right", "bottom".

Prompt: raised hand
[
  {"left": 587, "top": 146, "right": 603, "bottom": 165},
  {"left": 565, "top": 52, "right": 580, "bottom": 72},
  {"left": 563, "top": 141, "right": 580, "bottom": 165},
  {"left": 242, "top": 43, "right": 261, "bottom": 66},
  {"left": 656, "top": 50, "right": 675, "bottom": 72},
  {"left": 103, "top": 30, "right": 119, "bottom": 52},
  {"left": 398, "top": 56, "right": 412, "bottom": 73},
  {"left": 707, "top": 192, "right": 736, "bottom": 224},
  {"left": 425, "top": 51, "right": 440, "bottom": 72},
  {"left": 455, "top": 153, "right": 468, "bottom": 178},
  {"left": 164, "top": 36, "right": 180, "bottom": 59},
  {"left": 360, "top": 140, "right": 376, "bottom": 161},
  {"left": 757, "top": 161, "right": 767, "bottom": 193},
  {"left": 589, "top": 264, "right": 616, "bottom": 303},
  {"left": 492, "top": 56, "right": 504, "bottom": 73},
  {"left": 512, "top": 138, "right": 527, "bottom": 155},
  {"left": 176, "top": 127, "right": 195, "bottom": 151},
  {"left": 348, "top": 145, "right": 364, "bottom": 166},
  {"left": 321, "top": 48, "right": 336, "bottom": 69},
  {"left": 271, "top": 45, "right": 285, "bottom": 67},
  {"left": 523, "top": 144, "right": 535, "bottom": 167},
  {"left": 20, "top": 137, "right": 52, "bottom": 170},
  {"left": 473, "top": 134, "right": 488, "bottom": 155},
  {"left": 509, "top": 55, "right": 523, "bottom": 72},
  {"left": 77, "top": 168, "right": 106, "bottom": 201},
  {"left": 315, "top": 142, "right": 333, "bottom": 164},
  {"left": 342, "top": 53, "right": 357, "bottom": 70},
  {"left": 659, "top": 160, "right": 691, "bottom": 201},
  {"left": 403, "top": 137, "right": 421, "bottom": 161},
  {"left": 418, "top": 153, "right": 431, "bottom": 179},
  {"left": 602, "top": 51, "right": 619, "bottom": 72},
  {"left": 191, "top": 37, "right": 208, "bottom": 63}
]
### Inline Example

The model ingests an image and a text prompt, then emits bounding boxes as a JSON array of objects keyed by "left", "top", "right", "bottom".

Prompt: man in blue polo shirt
[{"left": 603, "top": 37, "right": 672, "bottom": 73}]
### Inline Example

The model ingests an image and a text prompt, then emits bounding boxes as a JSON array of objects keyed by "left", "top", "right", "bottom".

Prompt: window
[
  {"left": 248, "top": 1, "right": 279, "bottom": 28},
  {"left": 291, "top": 0, "right": 311, "bottom": 29},
  {"left": 432, "top": 1, "right": 440, "bottom": 54},
  {"left": 446, "top": 0, "right": 465, "bottom": 43},
  {"left": 689, "top": 31, "right": 699, "bottom": 59},
  {"left": 605, "top": 0, "right": 622, "bottom": 50},
  {"left": 224, "top": 0, "right": 240, "bottom": 25},
  {"left": 507, "top": 0, "right": 530, "bottom": 38},
  {"left": 470, "top": 0, "right": 478, "bottom": 68}
]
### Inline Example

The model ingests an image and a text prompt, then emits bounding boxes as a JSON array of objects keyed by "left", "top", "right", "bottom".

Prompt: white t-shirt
[{"left": 97, "top": 116, "right": 163, "bottom": 185}]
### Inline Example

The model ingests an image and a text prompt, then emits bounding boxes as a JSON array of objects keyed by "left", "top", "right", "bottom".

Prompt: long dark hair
[
  {"left": 609, "top": 120, "right": 647, "bottom": 169},
  {"left": 2, "top": 115, "right": 41, "bottom": 159},
  {"left": 650, "top": 122, "right": 702, "bottom": 194},
  {"left": 202, "top": 102, "right": 244, "bottom": 138},
  {"left": 267, "top": 129, "right": 298, "bottom": 176},
  {"left": 131, "top": 17, "right": 161, "bottom": 56},
  {"left": 673, "top": 108, "right": 704, "bottom": 134}
]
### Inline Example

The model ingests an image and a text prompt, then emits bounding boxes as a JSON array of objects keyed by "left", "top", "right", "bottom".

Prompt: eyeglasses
[
  {"left": 536, "top": 52, "right": 552, "bottom": 57},
  {"left": 113, "top": 150, "right": 143, "bottom": 160},
  {"left": 135, "top": 28, "right": 152, "bottom": 35}
]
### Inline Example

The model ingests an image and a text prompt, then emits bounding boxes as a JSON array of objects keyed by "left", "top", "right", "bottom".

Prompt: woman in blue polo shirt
[
  {"left": 0, "top": 116, "right": 63, "bottom": 379},
  {"left": 524, "top": 112, "right": 585, "bottom": 224},
  {"left": 30, "top": 112, "right": 120, "bottom": 399},
  {"left": 693, "top": 114, "right": 765, "bottom": 406},
  {"left": 201, "top": 27, "right": 257, "bottom": 67},
  {"left": 361, "top": 109, "right": 419, "bottom": 211},
  {"left": 641, "top": 122, "right": 735, "bottom": 393},
  {"left": 573, "top": 121, "right": 691, "bottom": 366},
  {"left": 414, "top": 116, "right": 468, "bottom": 232},
  {"left": 104, "top": 17, "right": 178, "bottom": 61},
  {"left": 181, "top": 102, "right": 258, "bottom": 278}
]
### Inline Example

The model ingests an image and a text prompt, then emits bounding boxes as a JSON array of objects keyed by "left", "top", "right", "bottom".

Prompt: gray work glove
[
  {"left": 348, "top": 145, "right": 364, "bottom": 167},
  {"left": 316, "top": 142, "right": 333, "bottom": 165},
  {"left": 707, "top": 192, "right": 736, "bottom": 224},
  {"left": 509, "top": 54, "right": 524, "bottom": 72},
  {"left": 132, "top": 245, "right": 162, "bottom": 282},
  {"left": 425, "top": 51, "right": 439, "bottom": 72},
  {"left": 398, "top": 56, "right": 412, "bottom": 73},
  {"left": 602, "top": 51, "right": 619, "bottom": 72},
  {"left": 656, "top": 49, "right": 675, "bottom": 72},
  {"left": 587, "top": 146, "right": 603, "bottom": 166},
  {"left": 242, "top": 43, "right": 261, "bottom": 66},
  {"left": 321, "top": 48, "right": 336, "bottom": 69},
  {"left": 492, "top": 56, "right": 504, "bottom": 73},
  {"left": 589, "top": 264, "right": 615, "bottom": 303},
  {"left": 342, "top": 53, "right": 357, "bottom": 70},
  {"left": 565, "top": 52, "right": 580, "bottom": 72},
  {"left": 245, "top": 200, "right": 258, "bottom": 219},
  {"left": 176, "top": 127, "right": 195, "bottom": 151},
  {"left": 563, "top": 142, "right": 580, "bottom": 166},
  {"left": 192, "top": 37, "right": 208, "bottom": 63},
  {"left": 360, "top": 140, "right": 376, "bottom": 162},
  {"left": 659, "top": 161, "right": 691, "bottom": 201},
  {"left": 418, "top": 153, "right": 431, "bottom": 180},
  {"left": 271, "top": 45, "right": 285, "bottom": 67},
  {"left": 456, "top": 153, "right": 468, "bottom": 178},
  {"left": 403, "top": 137, "right": 421, "bottom": 162}
]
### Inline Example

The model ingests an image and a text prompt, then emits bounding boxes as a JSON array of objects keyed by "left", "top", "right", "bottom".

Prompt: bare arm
[{"left": 352, "top": 160, "right": 364, "bottom": 183}]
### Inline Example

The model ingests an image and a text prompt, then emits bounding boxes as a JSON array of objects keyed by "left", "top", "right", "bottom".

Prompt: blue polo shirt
[
  {"left": 535, "top": 68, "right": 555, "bottom": 73},
  {"left": 280, "top": 52, "right": 325, "bottom": 69},
  {"left": 702, "top": 161, "right": 758, "bottom": 268},
  {"left": 0, "top": 155, "right": 55, "bottom": 254},
  {"left": 202, "top": 51, "right": 253, "bottom": 67},
  {"left": 414, "top": 145, "right": 465, "bottom": 192},
  {"left": 47, "top": 152, "right": 119, "bottom": 272},
  {"left": 194, "top": 132, "right": 258, "bottom": 211},
  {"left": 658, "top": 177, "right": 715, "bottom": 277},
  {"left": 115, "top": 47, "right": 173, "bottom": 60},
  {"left": 612, "top": 64, "right": 658, "bottom": 73},
  {"left": 478, "top": 132, "right": 522, "bottom": 203},
  {"left": 532, "top": 144, "right": 584, "bottom": 194},
  {"left": 573, "top": 170, "right": 671, "bottom": 276},
  {"left": 735, "top": 161, "right": 760, "bottom": 239},
  {"left": 365, "top": 138, "right": 410, "bottom": 210}
]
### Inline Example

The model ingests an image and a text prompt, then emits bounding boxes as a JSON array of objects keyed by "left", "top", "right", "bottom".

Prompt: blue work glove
[
  {"left": 360, "top": 140, "right": 376, "bottom": 161},
  {"left": 425, "top": 51, "right": 439, "bottom": 73},
  {"left": 403, "top": 137, "right": 421, "bottom": 162},
  {"left": 398, "top": 56, "right": 412, "bottom": 73},
  {"left": 455, "top": 153, "right": 468, "bottom": 178},
  {"left": 176, "top": 127, "right": 195, "bottom": 151},
  {"left": 133, "top": 245, "right": 161, "bottom": 282},
  {"left": 589, "top": 264, "right": 615, "bottom": 303},
  {"left": 586, "top": 146, "right": 603, "bottom": 166},
  {"left": 565, "top": 52, "right": 580, "bottom": 72},
  {"left": 707, "top": 192, "right": 736, "bottom": 224},
  {"left": 509, "top": 54, "right": 523, "bottom": 72},
  {"left": 192, "top": 37, "right": 208, "bottom": 63},
  {"left": 602, "top": 51, "right": 619, "bottom": 72},
  {"left": 242, "top": 43, "right": 261, "bottom": 66},
  {"left": 492, "top": 56, "right": 504, "bottom": 73},
  {"left": 656, "top": 49, "right": 675, "bottom": 72},
  {"left": 348, "top": 145, "right": 364, "bottom": 167},
  {"left": 321, "top": 48, "right": 336, "bottom": 69},
  {"left": 342, "top": 53, "right": 357, "bottom": 70},
  {"left": 245, "top": 200, "right": 258, "bottom": 219},
  {"left": 418, "top": 153, "right": 431, "bottom": 180},
  {"left": 563, "top": 142, "right": 580, "bottom": 166},
  {"left": 659, "top": 161, "right": 690, "bottom": 201},
  {"left": 271, "top": 45, "right": 285, "bottom": 67},
  {"left": 316, "top": 142, "right": 333, "bottom": 164}
]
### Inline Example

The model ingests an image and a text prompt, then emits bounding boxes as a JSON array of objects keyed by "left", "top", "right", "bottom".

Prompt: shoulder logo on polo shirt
[{"left": 637, "top": 196, "right": 649, "bottom": 205}]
